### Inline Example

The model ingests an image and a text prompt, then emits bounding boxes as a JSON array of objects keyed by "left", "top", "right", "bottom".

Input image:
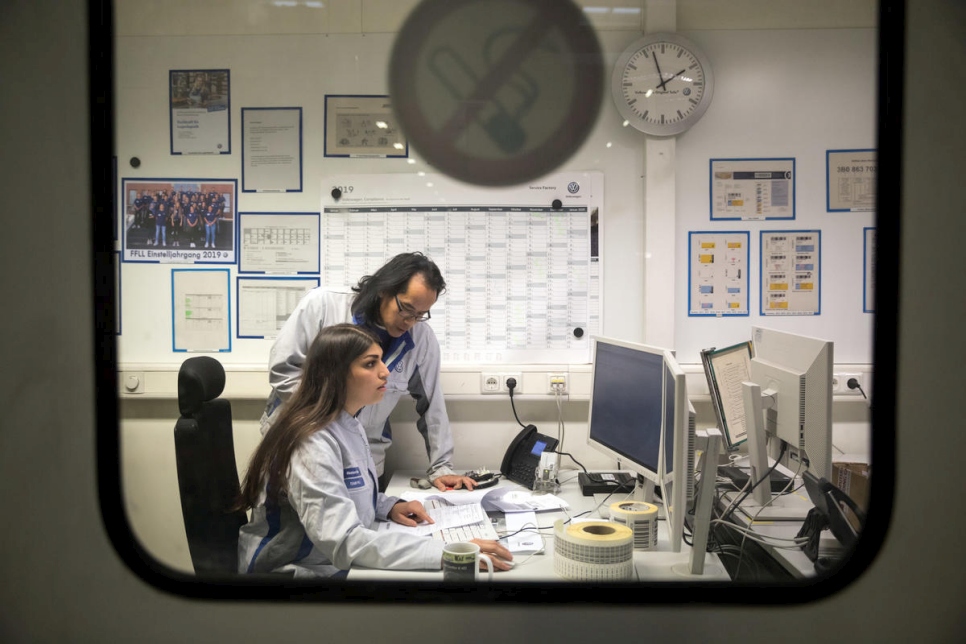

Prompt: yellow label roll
[
  {"left": 609, "top": 501, "right": 659, "bottom": 551},
  {"left": 553, "top": 520, "right": 634, "bottom": 581}
]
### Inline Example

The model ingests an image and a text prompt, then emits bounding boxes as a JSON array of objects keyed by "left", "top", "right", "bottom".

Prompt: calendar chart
[{"left": 321, "top": 173, "right": 602, "bottom": 364}]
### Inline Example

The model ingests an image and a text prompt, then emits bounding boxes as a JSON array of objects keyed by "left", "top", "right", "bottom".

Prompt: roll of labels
[
  {"left": 552, "top": 502, "right": 659, "bottom": 581},
  {"left": 609, "top": 501, "right": 659, "bottom": 551}
]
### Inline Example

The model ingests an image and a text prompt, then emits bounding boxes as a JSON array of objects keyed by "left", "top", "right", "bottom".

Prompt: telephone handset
[{"left": 500, "top": 424, "right": 559, "bottom": 489}]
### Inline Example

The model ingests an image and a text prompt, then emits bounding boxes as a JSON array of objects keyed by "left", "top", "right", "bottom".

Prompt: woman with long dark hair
[{"left": 238, "top": 323, "right": 512, "bottom": 577}]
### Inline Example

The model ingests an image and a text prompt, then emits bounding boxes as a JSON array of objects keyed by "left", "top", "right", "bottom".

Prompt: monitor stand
[{"left": 721, "top": 486, "right": 812, "bottom": 521}]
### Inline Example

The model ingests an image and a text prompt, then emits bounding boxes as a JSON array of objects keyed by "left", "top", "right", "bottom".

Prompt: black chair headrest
[{"left": 178, "top": 356, "right": 226, "bottom": 416}]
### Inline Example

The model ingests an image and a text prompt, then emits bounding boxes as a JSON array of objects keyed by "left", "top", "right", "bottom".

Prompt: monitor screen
[{"left": 587, "top": 337, "right": 665, "bottom": 485}]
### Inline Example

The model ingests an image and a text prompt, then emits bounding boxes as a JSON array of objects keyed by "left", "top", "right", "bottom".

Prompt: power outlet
[
  {"left": 481, "top": 372, "right": 523, "bottom": 394},
  {"left": 833, "top": 372, "right": 864, "bottom": 396},
  {"left": 481, "top": 373, "right": 502, "bottom": 394}
]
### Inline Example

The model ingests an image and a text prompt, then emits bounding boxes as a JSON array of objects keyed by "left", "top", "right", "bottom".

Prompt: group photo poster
[
  {"left": 827, "top": 149, "right": 877, "bottom": 212},
  {"left": 241, "top": 107, "right": 303, "bottom": 193},
  {"left": 324, "top": 95, "right": 408, "bottom": 158},
  {"left": 169, "top": 69, "right": 231, "bottom": 155},
  {"left": 687, "top": 231, "right": 750, "bottom": 316},
  {"left": 710, "top": 158, "right": 796, "bottom": 221},
  {"left": 120, "top": 178, "right": 237, "bottom": 265}
]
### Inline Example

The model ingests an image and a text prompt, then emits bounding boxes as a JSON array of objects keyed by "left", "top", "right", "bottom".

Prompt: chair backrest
[{"left": 174, "top": 356, "right": 248, "bottom": 575}]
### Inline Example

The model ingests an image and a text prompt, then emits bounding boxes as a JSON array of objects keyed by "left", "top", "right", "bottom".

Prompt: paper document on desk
[
  {"left": 502, "top": 511, "right": 544, "bottom": 554},
  {"left": 482, "top": 488, "right": 569, "bottom": 513},
  {"left": 375, "top": 500, "right": 490, "bottom": 537},
  {"left": 398, "top": 488, "right": 492, "bottom": 505},
  {"left": 398, "top": 487, "right": 567, "bottom": 512}
]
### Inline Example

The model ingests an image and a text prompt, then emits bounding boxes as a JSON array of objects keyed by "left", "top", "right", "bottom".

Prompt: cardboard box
[{"left": 833, "top": 461, "right": 870, "bottom": 531}]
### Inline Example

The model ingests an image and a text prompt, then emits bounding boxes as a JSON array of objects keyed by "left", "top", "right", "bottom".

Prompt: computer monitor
[
  {"left": 740, "top": 326, "right": 833, "bottom": 520},
  {"left": 587, "top": 337, "right": 664, "bottom": 499},
  {"left": 660, "top": 350, "right": 696, "bottom": 553}
]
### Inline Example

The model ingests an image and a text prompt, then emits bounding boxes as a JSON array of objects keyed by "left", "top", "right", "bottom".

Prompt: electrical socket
[
  {"left": 481, "top": 373, "right": 502, "bottom": 394},
  {"left": 481, "top": 372, "right": 523, "bottom": 394},
  {"left": 548, "top": 374, "right": 567, "bottom": 394},
  {"left": 833, "top": 372, "right": 864, "bottom": 396}
]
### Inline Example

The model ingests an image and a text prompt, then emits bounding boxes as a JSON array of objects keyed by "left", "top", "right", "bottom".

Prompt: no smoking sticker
[{"left": 389, "top": 0, "right": 603, "bottom": 187}]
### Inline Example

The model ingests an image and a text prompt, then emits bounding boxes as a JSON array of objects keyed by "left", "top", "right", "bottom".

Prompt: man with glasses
[{"left": 260, "top": 252, "right": 477, "bottom": 492}]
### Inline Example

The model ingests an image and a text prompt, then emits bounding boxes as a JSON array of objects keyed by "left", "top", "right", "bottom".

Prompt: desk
[
  {"left": 713, "top": 479, "right": 830, "bottom": 579},
  {"left": 348, "top": 469, "right": 731, "bottom": 582}
]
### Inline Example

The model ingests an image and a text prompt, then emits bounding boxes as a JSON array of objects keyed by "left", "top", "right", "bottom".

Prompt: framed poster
[
  {"left": 759, "top": 230, "right": 821, "bottom": 316},
  {"left": 237, "top": 276, "right": 319, "bottom": 339},
  {"left": 238, "top": 212, "right": 320, "bottom": 274},
  {"left": 324, "top": 95, "right": 407, "bottom": 158},
  {"left": 121, "top": 178, "right": 237, "bottom": 265},
  {"left": 241, "top": 107, "right": 303, "bottom": 192},
  {"left": 687, "top": 231, "right": 750, "bottom": 316},
  {"left": 172, "top": 269, "right": 231, "bottom": 353},
  {"left": 827, "top": 149, "right": 876, "bottom": 212},
  {"left": 710, "top": 158, "right": 795, "bottom": 221},
  {"left": 169, "top": 69, "right": 231, "bottom": 155}
]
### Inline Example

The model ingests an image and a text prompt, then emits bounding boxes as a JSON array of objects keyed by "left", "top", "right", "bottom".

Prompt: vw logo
[{"left": 567, "top": 182, "right": 580, "bottom": 194}]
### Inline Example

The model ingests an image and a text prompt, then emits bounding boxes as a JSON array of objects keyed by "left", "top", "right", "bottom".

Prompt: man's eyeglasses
[{"left": 394, "top": 294, "right": 431, "bottom": 322}]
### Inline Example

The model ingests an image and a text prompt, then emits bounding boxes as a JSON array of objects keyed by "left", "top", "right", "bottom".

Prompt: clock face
[{"left": 611, "top": 33, "right": 714, "bottom": 136}]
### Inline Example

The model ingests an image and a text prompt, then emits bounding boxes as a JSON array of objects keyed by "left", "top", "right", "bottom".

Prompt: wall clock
[{"left": 611, "top": 32, "right": 714, "bottom": 136}]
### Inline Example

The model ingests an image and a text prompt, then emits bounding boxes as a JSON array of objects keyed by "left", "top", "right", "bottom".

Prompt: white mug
[{"left": 442, "top": 542, "right": 493, "bottom": 582}]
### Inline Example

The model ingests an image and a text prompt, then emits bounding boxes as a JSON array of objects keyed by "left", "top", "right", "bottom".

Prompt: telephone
[{"left": 500, "top": 424, "right": 559, "bottom": 489}]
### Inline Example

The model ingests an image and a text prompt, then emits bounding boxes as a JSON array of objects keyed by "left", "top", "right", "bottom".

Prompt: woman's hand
[
  {"left": 431, "top": 474, "right": 477, "bottom": 492},
  {"left": 389, "top": 500, "right": 433, "bottom": 527},
  {"left": 469, "top": 539, "right": 515, "bottom": 571}
]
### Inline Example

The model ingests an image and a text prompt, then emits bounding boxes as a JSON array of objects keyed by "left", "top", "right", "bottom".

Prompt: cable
[
  {"left": 505, "top": 377, "right": 527, "bottom": 429},
  {"left": 554, "top": 388, "right": 566, "bottom": 459},
  {"left": 846, "top": 377, "right": 868, "bottom": 399},
  {"left": 719, "top": 441, "right": 788, "bottom": 522},
  {"left": 551, "top": 450, "right": 587, "bottom": 474}
]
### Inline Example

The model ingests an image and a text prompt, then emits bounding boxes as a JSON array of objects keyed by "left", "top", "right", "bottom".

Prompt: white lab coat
[{"left": 239, "top": 410, "right": 445, "bottom": 577}]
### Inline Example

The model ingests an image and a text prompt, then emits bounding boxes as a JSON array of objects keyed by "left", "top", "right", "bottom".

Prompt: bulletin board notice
[
  {"left": 710, "top": 158, "right": 795, "bottom": 221},
  {"left": 688, "top": 231, "right": 750, "bottom": 316}
]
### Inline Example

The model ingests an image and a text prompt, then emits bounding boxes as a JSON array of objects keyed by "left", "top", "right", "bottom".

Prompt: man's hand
[
  {"left": 469, "top": 539, "right": 514, "bottom": 571},
  {"left": 431, "top": 474, "right": 477, "bottom": 492},
  {"left": 389, "top": 500, "right": 433, "bottom": 527}
]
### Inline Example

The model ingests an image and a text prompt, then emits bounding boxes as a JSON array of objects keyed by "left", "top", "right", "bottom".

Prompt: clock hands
[
  {"left": 655, "top": 61, "right": 688, "bottom": 92},
  {"left": 652, "top": 53, "right": 667, "bottom": 90}
]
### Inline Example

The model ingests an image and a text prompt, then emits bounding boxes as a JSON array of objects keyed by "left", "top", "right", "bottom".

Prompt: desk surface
[
  {"left": 715, "top": 476, "right": 825, "bottom": 578},
  {"left": 348, "top": 469, "right": 731, "bottom": 583}
]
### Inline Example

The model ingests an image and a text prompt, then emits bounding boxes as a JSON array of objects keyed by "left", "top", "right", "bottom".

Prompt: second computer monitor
[
  {"left": 586, "top": 337, "right": 695, "bottom": 553},
  {"left": 662, "top": 349, "right": 695, "bottom": 554},
  {"left": 587, "top": 337, "right": 665, "bottom": 489}
]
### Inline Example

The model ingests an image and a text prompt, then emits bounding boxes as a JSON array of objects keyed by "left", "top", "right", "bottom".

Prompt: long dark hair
[
  {"left": 350, "top": 252, "right": 446, "bottom": 324},
  {"left": 236, "top": 323, "right": 380, "bottom": 509}
]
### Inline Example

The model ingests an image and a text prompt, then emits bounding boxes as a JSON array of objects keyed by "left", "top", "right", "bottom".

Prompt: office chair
[{"left": 174, "top": 356, "right": 248, "bottom": 575}]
